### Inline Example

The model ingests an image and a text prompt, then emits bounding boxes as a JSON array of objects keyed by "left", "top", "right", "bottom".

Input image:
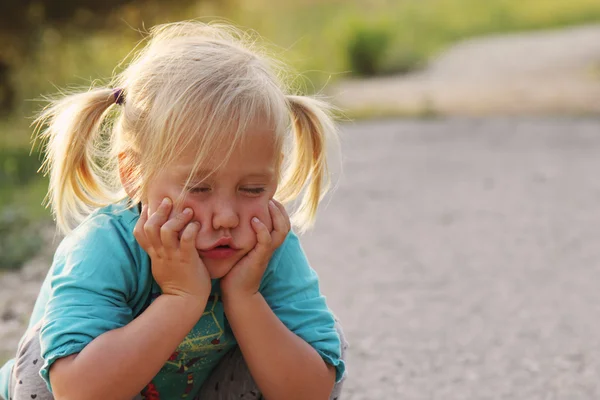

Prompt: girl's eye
[
  {"left": 241, "top": 187, "right": 265, "bottom": 195},
  {"left": 188, "top": 186, "right": 210, "bottom": 194}
]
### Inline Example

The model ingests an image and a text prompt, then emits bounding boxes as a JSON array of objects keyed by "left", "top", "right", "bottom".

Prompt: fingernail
[
  {"left": 269, "top": 200, "right": 275, "bottom": 207},
  {"left": 162, "top": 198, "right": 171, "bottom": 206},
  {"left": 183, "top": 208, "right": 192, "bottom": 215},
  {"left": 252, "top": 217, "right": 260, "bottom": 223}
]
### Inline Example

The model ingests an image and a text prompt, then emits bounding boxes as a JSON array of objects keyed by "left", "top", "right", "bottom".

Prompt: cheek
[
  {"left": 182, "top": 198, "right": 272, "bottom": 231},
  {"left": 248, "top": 199, "right": 273, "bottom": 231},
  {"left": 146, "top": 187, "right": 188, "bottom": 217},
  {"left": 146, "top": 190, "right": 167, "bottom": 216},
  {"left": 244, "top": 199, "right": 273, "bottom": 231},
  {"left": 186, "top": 200, "right": 209, "bottom": 223}
]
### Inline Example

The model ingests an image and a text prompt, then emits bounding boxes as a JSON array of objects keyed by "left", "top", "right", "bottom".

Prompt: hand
[
  {"left": 220, "top": 200, "right": 291, "bottom": 301},
  {"left": 134, "top": 198, "right": 212, "bottom": 303}
]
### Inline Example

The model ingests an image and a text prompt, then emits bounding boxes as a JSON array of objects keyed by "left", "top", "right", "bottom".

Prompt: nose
[{"left": 211, "top": 197, "right": 239, "bottom": 231}]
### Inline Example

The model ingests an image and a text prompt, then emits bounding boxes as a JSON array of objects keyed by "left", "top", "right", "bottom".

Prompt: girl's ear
[{"left": 118, "top": 151, "right": 138, "bottom": 198}]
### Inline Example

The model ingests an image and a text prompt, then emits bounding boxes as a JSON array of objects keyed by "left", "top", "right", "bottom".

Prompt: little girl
[{"left": 0, "top": 21, "right": 346, "bottom": 400}]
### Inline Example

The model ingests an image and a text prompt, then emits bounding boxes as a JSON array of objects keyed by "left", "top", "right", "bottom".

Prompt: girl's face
[{"left": 144, "top": 122, "right": 279, "bottom": 279}]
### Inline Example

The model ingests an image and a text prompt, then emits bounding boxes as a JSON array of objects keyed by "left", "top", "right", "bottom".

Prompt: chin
[{"left": 204, "top": 260, "right": 236, "bottom": 279}]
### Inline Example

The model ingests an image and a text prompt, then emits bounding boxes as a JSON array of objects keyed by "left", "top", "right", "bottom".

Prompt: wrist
[
  {"left": 220, "top": 282, "right": 257, "bottom": 303},
  {"left": 222, "top": 290, "right": 263, "bottom": 315},
  {"left": 160, "top": 282, "right": 211, "bottom": 302},
  {"left": 158, "top": 291, "right": 209, "bottom": 318}
]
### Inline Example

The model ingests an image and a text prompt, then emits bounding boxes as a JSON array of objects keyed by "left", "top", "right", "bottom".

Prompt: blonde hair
[{"left": 36, "top": 21, "right": 337, "bottom": 234}]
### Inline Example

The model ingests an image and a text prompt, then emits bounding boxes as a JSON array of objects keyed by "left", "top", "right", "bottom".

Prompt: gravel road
[
  {"left": 301, "top": 117, "right": 600, "bottom": 399},
  {"left": 331, "top": 25, "right": 600, "bottom": 115},
  {"left": 3, "top": 117, "right": 600, "bottom": 399}
]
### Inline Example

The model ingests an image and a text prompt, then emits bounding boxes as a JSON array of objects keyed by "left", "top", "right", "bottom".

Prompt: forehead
[{"left": 173, "top": 122, "right": 278, "bottom": 178}]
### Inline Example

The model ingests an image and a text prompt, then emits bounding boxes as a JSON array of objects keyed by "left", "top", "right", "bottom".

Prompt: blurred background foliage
[{"left": 1, "top": 0, "right": 600, "bottom": 269}]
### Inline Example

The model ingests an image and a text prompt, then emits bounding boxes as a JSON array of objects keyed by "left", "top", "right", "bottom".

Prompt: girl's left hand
[{"left": 220, "top": 199, "right": 291, "bottom": 300}]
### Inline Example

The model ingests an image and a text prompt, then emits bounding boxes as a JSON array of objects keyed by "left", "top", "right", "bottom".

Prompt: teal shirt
[{"left": 0, "top": 203, "right": 344, "bottom": 399}]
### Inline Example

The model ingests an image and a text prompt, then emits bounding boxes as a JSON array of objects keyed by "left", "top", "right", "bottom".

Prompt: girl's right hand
[{"left": 134, "top": 197, "right": 212, "bottom": 302}]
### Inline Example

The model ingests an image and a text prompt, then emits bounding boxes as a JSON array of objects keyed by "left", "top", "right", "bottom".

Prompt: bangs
[
  {"left": 139, "top": 74, "right": 288, "bottom": 202},
  {"left": 117, "top": 30, "right": 292, "bottom": 206}
]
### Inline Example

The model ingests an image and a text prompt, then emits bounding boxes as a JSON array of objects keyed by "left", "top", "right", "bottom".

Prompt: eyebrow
[{"left": 184, "top": 169, "right": 275, "bottom": 181}]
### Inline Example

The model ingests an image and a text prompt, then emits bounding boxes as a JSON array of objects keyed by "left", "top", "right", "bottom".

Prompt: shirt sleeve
[
  {"left": 259, "top": 231, "right": 346, "bottom": 382},
  {"left": 39, "top": 214, "right": 140, "bottom": 391}
]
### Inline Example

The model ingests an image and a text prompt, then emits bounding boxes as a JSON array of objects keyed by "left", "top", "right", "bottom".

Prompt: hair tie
[{"left": 112, "top": 88, "right": 125, "bottom": 105}]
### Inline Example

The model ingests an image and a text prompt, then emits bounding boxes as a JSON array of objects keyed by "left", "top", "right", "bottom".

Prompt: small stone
[{"left": 1, "top": 308, "right": 16, "bottom": 322}]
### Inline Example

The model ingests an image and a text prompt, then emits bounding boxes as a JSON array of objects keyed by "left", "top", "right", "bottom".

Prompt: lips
[
  {"left": 205, "top": 237, "right": 234, "bottom": 251},
  {"left": 199, "top": 237, "right": 239, "bottom": 260}
]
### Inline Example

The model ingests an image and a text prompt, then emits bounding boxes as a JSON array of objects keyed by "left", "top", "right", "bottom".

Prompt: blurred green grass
[{"left": 2, "top": 0, "right": 600, "bottom": 269}]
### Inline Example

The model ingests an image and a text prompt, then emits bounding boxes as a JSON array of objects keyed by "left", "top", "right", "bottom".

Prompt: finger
[
  {"left": 251, "top": 216, "right": 272, "bottom": 253},
  {"left": 134, "top": 204, "right": 152, "bottom": 251},
  {"left": 277, "top": 200, "right": 291, "bottom": 232},
  {"left": 160, "top": 207, "right": 194, "bottom": 250},
  {"left": 144, "top": 197, "right": 172, "bottom": 257},
  {"left": 271, "top": 199, "right": 289, "bottom": 221},
  {"left": 269, "top": 200, "right": 290, "bottom": 243},
  {"left": 243, "top": 217, "right": 272, "bottom": 271},
  {"left": 180, "top": 221, "right": 200, "bottom": 256}
]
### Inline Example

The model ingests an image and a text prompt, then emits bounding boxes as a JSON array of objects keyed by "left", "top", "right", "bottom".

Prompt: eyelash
[
  {"left": 187, "top": 187, "right": 265, "bottom": 195},
  {"left": 242, "top": 187, "right": 265, "bottom": 194},
  {"left": 188, "top": 187, "right": 209, "bottom": 193}
]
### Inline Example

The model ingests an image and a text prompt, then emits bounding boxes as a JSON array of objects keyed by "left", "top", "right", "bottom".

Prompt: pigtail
[
  {"left": 36, "top": 88, "right": 122, "bottom": 233},
  {"left": 278, "top": 95, "right": 337, "bottom": 232}
]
